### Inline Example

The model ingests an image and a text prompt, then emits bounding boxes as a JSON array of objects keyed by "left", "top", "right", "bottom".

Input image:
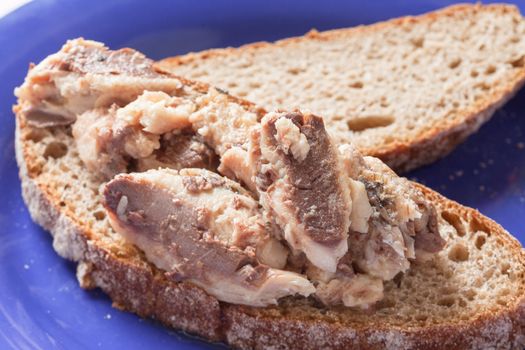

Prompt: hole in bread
[
  {"left": 286, "top": 67, "right": 303, "bottom": 75},
  {"left": 470, "top": 69, "right": 479, "bottom": 78},
  {"left": 383, "top": 135, "right": 394, "bottom": 143},
  {"left": 376, "top": 298, "right": 396, "bottom": 309},
  {"left": 191, "top": 71, "right": 206, "bottom": 79},
  {"left": 484, "top": 268, "right": 495, "bottom": 279},
  {"left": 437, "top": 297, "right": 455, "bottom": 307},
  {"left": 415, "top": 314, "right": 428, "bottom": 322},
  {"left": 473, "top": 277, "right": 483, "bottom": 288},
  {"left": 25, "top": 128, "right": 47, "bottom": 143},
  {"left": 469, "top": 217, "right": 491, "bottom": 235},
  {"left": 227, "top": 82, "right": 238, "bottom": 88},
  {"left": 497, "top": 298, "right": 508, "bottom": 306},
  {"left": 349, "top": 81, "right": 363, "bottom": 89},
  {"left": 459, "top": 314, "right": 470, "bottom": 321},
  {"left": 448, "top": 244, "right": 469, "bottom": 262},
  {"left": 473, "top": 93, "right": 484, "bottom": 102},
  {"left": 501, "top": 263, "right": 511, "bottom": 275},
  {"left": 475, "top": 234, "right": 487, "bottom": 250},
  {"left": 411, "top": 37, "right": 424, "bottom": 48},
  {"left": 441, "top": 211, "right": 466, "bottom": 237},
  {"left": 347, "top": 116, "right": 394, "bottom": 132},
  {"left": 464, "top": 289, "right": 476, "bottom": 301},
  {"left": 485, "top": 65, "right": 496, "bottom": 75},
  {"left": 43, "top": 142, "right": 68, "bottom": 159},
  {"left": 59, "top": 163, "right": 70, "bottom": 173},
  {"left": 458, "top": 298, "right": 467, "bottom": 307},
  {"left": 476, "top": 82, "right": 490, "bottom": 91},
  {"left": 448, "top": 58, "right": 462, "bottom": 69},
  {"left": 28, "top": 162, "right": 43, "bottom": 176},
  {"left": 440, "top": 286, "right": 458, "bottom": 295},
  {"left": 94, "top": 210, "right": 106, "bottom": 221},
  {"left": 499, "top": 288, "right": 510, "bottom": 297},
  {"left": 510, "top": 56, "right": 524, "bottom": 68}
]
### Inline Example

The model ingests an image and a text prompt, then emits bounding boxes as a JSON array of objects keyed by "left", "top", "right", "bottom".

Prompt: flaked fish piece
[
  {"left": 73, "top": 106, "right": 158, "bottom": 178},
  {"left": 314, "top": 273, "right": 384, "bottom": 308},
  {"left": 361, "top": 156, "right": 446, "bottom": 258},
  {"left": 135, "top": 133, "right": 218, "bottom": 174},
  {"left": 101, "top": 90, "right": 352, "bottom": 274},
  {"left": 103, "top": 168, "right": 313, "bottom": 307},
  {"left": 14, "top": 38, "right": 194, "bottom": 127},
  {"left": 335, "top": 153, "right": 446, "bottom": 282},
  {"left": 17, "top": 39, "right": 446, "bottom": 309},
  {"left": 257, "top": 112, "right": 352, "bottom": 273},
  {"left": 83, "top": 87, "right": 442, "bottom": 302},
  {"left": 189, "top": 88, "right": 261, "bottom": 190},
  {"left": 73, "top": 105, "right": 217, "bottom": 179},
  {"left": 190, "top": 107, "right": 353, "bottom": 273}
]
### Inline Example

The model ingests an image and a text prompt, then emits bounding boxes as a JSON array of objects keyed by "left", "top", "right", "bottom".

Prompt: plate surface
[{"left": 0, "top": 0, "right": 524, "bottom": 349}]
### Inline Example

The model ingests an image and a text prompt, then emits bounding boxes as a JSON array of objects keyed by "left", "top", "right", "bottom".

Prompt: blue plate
[{"left": 1, "top": 0, "right": 524, "bottom": 349}]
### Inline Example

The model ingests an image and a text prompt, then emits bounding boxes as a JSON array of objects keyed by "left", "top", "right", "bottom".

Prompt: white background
[{"left": 0, "top": 0, "right": 32, "bottom": 18}]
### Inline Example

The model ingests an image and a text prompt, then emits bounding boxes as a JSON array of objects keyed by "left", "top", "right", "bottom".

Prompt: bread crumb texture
[
  {"left": 14, "top": 4, "right": 525, "bottom": 348},
  {"left": 16, "top": 113, "right": 525, "bottom": 348},
  {"left": 158, "top": 4, "right": 525, "bottom": 172}
]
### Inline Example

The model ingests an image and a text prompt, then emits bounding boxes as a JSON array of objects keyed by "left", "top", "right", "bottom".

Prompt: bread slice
[
  {"left": 15, "top": 108, "right": 525, "bottom": 348},
  {"left": 157, "top": 3, "right": 525, "bottom": 173}
]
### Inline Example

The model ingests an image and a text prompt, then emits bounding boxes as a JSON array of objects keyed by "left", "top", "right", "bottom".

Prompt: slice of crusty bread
[
  {"left": 157, "top": 3, "right": 525, "bottom": 173},
  {"left": 15, "top": 109, "right": 525, "bottom": 348}
]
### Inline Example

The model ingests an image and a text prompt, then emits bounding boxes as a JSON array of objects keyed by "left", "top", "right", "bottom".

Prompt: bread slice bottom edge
[{"left": 14, "top": 114, "right": 525, "bottom": 350}]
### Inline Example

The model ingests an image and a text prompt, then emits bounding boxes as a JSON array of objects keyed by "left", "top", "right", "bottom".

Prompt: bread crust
[
  {"left": 156, "top": 3, "right": 525, "bottom": 173},
  {"left": 15, "top": 109, "right": 525, "bottom": 349}
]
